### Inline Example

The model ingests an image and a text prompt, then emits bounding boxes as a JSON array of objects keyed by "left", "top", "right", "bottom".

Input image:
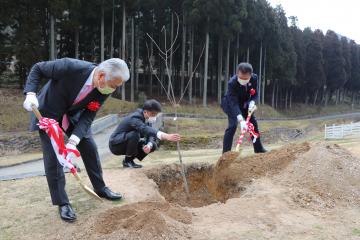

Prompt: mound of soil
[
  {"left": 277, "top": 142, "right": 360, "bottom": 208},
  {"left": 147, "top": 142, "right": 311, "bottom": 207},
  {"left": 68, "top": 141, "right": 360, "bottom": 240},
  {"left": 84, "top": 201, "right": 192, "bottom": 240}
]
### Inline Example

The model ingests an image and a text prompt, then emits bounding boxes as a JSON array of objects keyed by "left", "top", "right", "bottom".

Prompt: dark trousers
[
  {"left": 39, "top": 130, "right": 106, "bottom": 206},
  {"left": 109, "top": 131, "right": 153, "bottom": 160},
  {"left": 222, "top": 112, "right": 262, "bottom": 153}
]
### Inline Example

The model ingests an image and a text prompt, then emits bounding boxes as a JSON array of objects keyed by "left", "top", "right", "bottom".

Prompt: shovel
[{"left": 31, "top": 104, "right": 103, "bottom": 202}]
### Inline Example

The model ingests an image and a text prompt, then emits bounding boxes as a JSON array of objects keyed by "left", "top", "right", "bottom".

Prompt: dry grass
[
  {"left": 0, "top": 89, "right": 29, "bottom": 133},
  {"left": 97, "top": 97, "right": 138, "bottom": 117}
]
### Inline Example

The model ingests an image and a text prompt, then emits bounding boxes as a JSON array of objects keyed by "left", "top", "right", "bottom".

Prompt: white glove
[
  {"left": 237, "top": 114, "right": 248, "bottom": 133},
  {"left": 23, "top": 92, "right": 39, "bottom": 111},
  {"left": 249, "top": 101, "right": 256, "bottom": 112},
  {"left": 239, "top": 120, "right": 248, "bottom": 133},
  {"left": 65, "top": 135, "right": 80, "bottom": 161},
  {"left": 65, "top": 142, "right": 79, "bottom": 161}
]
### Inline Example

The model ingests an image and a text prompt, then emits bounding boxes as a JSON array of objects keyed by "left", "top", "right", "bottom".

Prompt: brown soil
[
  {"left": 146, "top": 142, "right": 311, "bottom": 207},
  {"left": 276, "top": 142, "right": 360, "bottom": 209},
  {"left": 77, "top": 201, "right": 192, "bottom": 240},
  {"left": 4, "top": 141, "right": 360, "bottom": 240}
]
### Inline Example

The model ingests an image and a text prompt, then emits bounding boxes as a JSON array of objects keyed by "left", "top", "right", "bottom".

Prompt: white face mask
[
  {"left": 148, "top": 116, "right": 157, "bottom": 123},
  {"left": 98, "top": 86, "right": 115, "bottom": 95},
  {"left": 97, "top": 77, "right": 116, "bottom": 95},
  {"left": 238, "top": 77, "right": 250, "bottom": 86}
]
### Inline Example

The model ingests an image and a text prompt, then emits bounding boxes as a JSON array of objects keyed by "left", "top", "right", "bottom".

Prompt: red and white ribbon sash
[
  {"left": 38, "top": 117, "right": 80, "bottom": 174},
  {"left": 236, "top": 115, "right": 260, "bottom": 146}
]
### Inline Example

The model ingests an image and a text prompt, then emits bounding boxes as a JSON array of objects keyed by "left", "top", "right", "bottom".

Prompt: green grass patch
[
  {"left": 352, "top": 228, "right": 360, "bottom": 236},
  {"left": 161, "top": 134, "right": 223, "bottom": 150}
]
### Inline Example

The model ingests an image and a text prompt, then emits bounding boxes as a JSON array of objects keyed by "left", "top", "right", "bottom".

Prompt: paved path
[{"left": 0, "top": 125, "right": 117, "bottom": 181}]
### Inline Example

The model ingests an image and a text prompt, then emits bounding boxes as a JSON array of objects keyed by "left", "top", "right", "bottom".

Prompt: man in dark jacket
[
  {"left": 22, "top": 58, "right": 129, "bottom": 222},
  {"left": 221, "top": 62, "right": 267, "bottom": 153},
  {"left": 109, "top": 99, "right": 181, "bottom": 168}
]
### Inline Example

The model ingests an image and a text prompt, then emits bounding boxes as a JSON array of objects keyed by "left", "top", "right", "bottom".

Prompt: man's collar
[{"left": 86, "top": 67, "right": 97, "bottom": 86}]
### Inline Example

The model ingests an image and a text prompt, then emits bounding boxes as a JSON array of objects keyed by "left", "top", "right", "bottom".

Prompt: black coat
[
  {"left": 24, "top": 58, "right": 109, "bottom": 139},
  {"left": 109, "top": 109, "right": 160, "bottom": 149},
  {"left": 221, "top": 73, "right": 258, "bottom": 117}
]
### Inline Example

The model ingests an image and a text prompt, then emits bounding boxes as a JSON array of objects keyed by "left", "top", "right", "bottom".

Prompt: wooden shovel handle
[{"left": 31, "top": 104, "right": 42, "bottom": 120}]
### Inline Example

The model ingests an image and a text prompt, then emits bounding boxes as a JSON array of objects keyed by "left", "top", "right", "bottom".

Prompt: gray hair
[{"left": 98, "top": 58, "right": 130, "bottom": 82}]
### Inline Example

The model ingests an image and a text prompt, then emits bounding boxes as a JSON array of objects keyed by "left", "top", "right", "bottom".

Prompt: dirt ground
[{"left": 2, "top": 141, "right": 360, "bottom": 240}]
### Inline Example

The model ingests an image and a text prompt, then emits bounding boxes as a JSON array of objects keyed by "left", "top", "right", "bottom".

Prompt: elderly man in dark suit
[
  {"left": 22, "top": 57, "right": 129, "bottom": 222},
  {"left": 109, "top": 99, "right": 181, "bottom": 168},
  {"left": 221, "top": 62, "right": 267, "bottom": 154}
]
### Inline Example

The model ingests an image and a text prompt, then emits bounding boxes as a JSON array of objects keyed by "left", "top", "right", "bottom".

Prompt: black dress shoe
[
  {"left": 122, "top": 159, "right": 142, "bottom": 168},
  {"left": 59, "top": 204, "right": 76, "bottom": 222},
  {"left": 253, "top": 138, "right": 267, "bottom": 154},
  {"left": 254, "top": 147, "right": 268, "bottom": 153},
  {"left": 95, "top": 187, "right": 123, "bottom": 201}
]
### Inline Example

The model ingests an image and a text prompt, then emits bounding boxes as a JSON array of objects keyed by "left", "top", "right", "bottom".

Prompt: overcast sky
[{"left": 267, "top": 0, "right": 360, "bottom": 43}]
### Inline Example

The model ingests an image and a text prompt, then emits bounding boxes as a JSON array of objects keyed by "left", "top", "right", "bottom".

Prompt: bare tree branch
[
  {"left": 146, "top": 33, "right": 166, "bottom": 56},
  {"left": 145, "top": 43, "right": 174, "bottom": 105},
  {"left": 178, "top": 44, "right": 206, "bottom": 104},
  {"left": 166, "top": 12, "right": 180, "bottom": 54}
]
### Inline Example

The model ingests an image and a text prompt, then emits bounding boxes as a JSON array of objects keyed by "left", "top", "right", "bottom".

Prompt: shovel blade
[{"left": 73, "top": 172, "right": 103, "bottom": 202}]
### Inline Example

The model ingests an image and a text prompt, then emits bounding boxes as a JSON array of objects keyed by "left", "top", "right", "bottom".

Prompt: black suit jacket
[
  {"left": 221, "top": 73, "right": 258, "bottom": 117},
  {"left": 109, "top": 109, "right": 159, "bottom": 148},
  {"left": 24, "top": 58, "right": 109, "bottom": 140}
]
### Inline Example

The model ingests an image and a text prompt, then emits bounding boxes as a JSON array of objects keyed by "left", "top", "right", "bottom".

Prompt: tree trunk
[
  {"left": 305, "top": 92, "right": 309, "bottom": 105},
  {"left": 101, "top": 1, "right": 104, "bottom": 62},
  {"left": 340, "top": 88, "right": 345, "bottom": 104},
  {"left": 352, "top": 91, "right": 355, "bottom": 109},
  {"left": 233, "top": 53, "right": 236, "bottom": 77},
  {"left": 275, "top": 84, "right": 279, "bottom": 109},
  {"left": 180, "top": 11, "right": 186, "bottom": 97},
  {"left": 135, "top": 26, "right": 139, "bottom": 96},
  {"left": 224, "top": 39, "right": 230, "bottom": 93},
  {"left": 188, "top": 27, "right": 194, "bottom": 103},
  {"left": 130, "top": 17, "right": 135, "bottom": 102},
  {"left": 324, "top": 89, "right": 329, "bottom": 107},
  {"left": 321, "top": 86, "right": 327, "bottom": 105},
  {"left": 246, "top": 47, "right": 250, "bottom": 62},
  {"left": 235, "top": 33, "right": 239, "bottom": 64},
  {"left": 149, "top": 38, "right": 153, "bottom": 96},
  {"left": 168, "top": 13, "right": 174, "bottom": 95},
  {"left": 285, "top": 88, "right": 288, "bottom": 110},
  {"left": 335, "top": 89, "right": 339, "bottom": 105},
  {"left": 203, "top": 28, "right": 209, "bottom": 107},
  {"left": 74, "top": 27, "right": 79, "bottom": 58},
  {"left": 217, "top": 37, "right": 223, "bottom": 103},
  {"left": 258, "top": 41, "right": 263, "bottom": 105},
  {"left": 121, "top": 1, "right": 126, "bottom": 100},
  {"left": 50, "top": 14, "right": 55, "bottom": 60},
  {"left": 289, "top": 90, "right": 293, "bottom": 109},
  {"left": 110, "top": 0, "right": 115, "bottom": 58},
  {"left": 271, "top": 81, "right": 276, "bottom": 108},
  {"left": 313, "top": 89, "right": 319, "bottom": 105},
  {"left": 262, "top": 48, "right": 266, "bottom": 105}
]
